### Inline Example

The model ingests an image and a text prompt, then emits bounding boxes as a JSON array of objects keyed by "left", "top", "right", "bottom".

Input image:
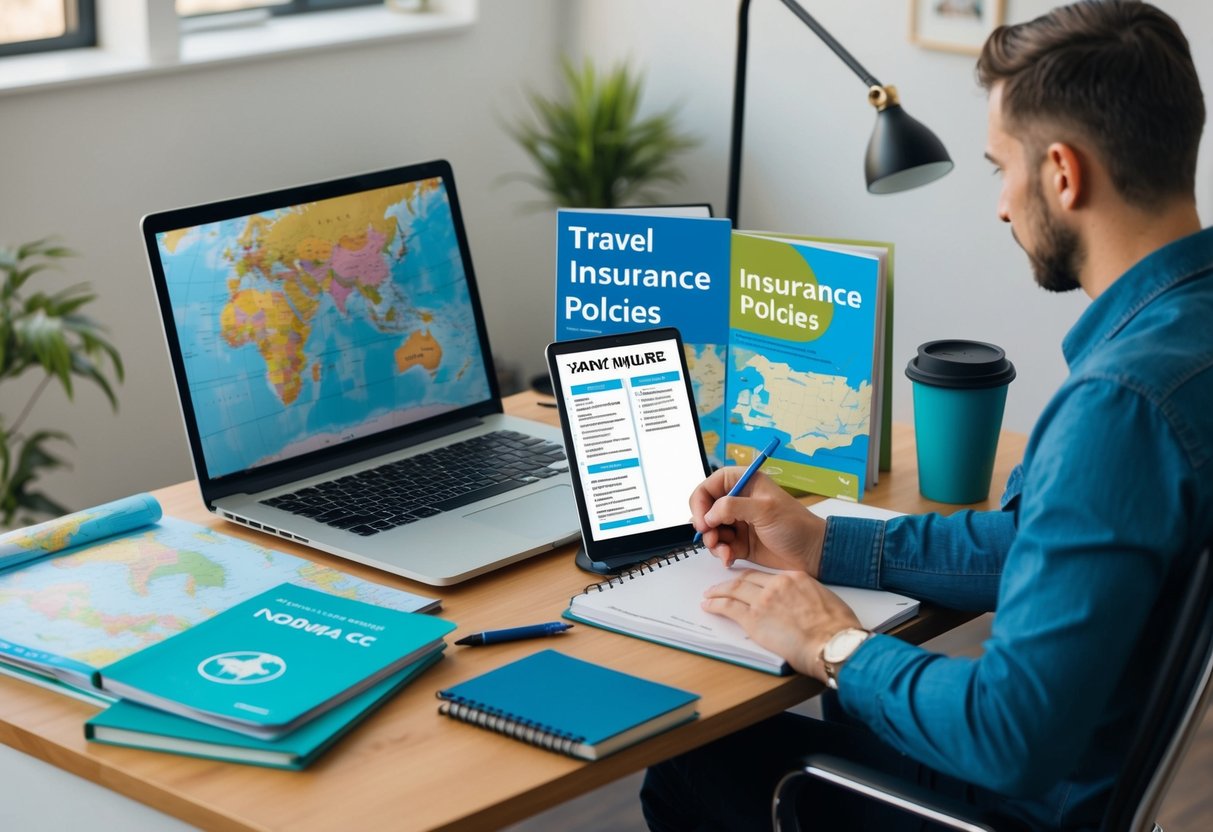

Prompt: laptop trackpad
[{"left": 465, "top": 485, "right": 575, "bottom": 538}]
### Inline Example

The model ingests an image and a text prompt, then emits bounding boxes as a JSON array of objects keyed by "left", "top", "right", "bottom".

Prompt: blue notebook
[
  {"left": 436, "top": 649, "right": 699, "bottom": 760},
  {"left": 94, "top": 582, "right": 455, "bottom": 739},
  {"left": 85, "top": 650, "right": 443, "bottom": 770}
]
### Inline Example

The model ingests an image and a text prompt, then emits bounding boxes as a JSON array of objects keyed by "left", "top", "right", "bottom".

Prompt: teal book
[
  {"left": 0, "top": 502, "right": 438, "bottom": 703},
  {"left": 85, "top": 650, "right": 444, "bottom": 770},
  {"left": 94, "top": 582, "right": 456, "bottom": 739},
  {"left": 555, "top": 208, "right": 733, "bottom": 467},
  {"left": 724, "top": 232, "right": 888, "bottom": 500},
  {"left": 436, "top": 649, "right": 699, "bottom": 760}
]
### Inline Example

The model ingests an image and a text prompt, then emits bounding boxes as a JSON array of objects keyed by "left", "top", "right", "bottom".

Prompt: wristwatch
[{"left": 820, "top": 627, "right": 872, "bottom": 690}]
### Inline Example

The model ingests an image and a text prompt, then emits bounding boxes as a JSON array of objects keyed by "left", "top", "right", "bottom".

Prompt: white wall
[
  {"left": 3, "top": 0, "right": 1212, "bottom": 515},
  {"left": 0, "top": 0, "right": 567, "bottom": 515},
  {"left": 569, "top": 0, "right": 1213, "bottom": 436}
]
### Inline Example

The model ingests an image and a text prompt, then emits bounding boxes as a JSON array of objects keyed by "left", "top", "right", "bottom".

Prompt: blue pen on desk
[
  {"left": 454, "top": 622, "right": 574, "bottom": 646},
  {"left": 692, "top": 436, "right": 781, "bottom": 546}
]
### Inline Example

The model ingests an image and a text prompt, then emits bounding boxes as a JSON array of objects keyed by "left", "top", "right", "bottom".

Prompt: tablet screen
[{"left": 546, "top": 328, "right": 710, "bottom": 563}]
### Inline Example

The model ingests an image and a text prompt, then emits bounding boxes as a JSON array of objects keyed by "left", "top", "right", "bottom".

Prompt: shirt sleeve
[
  {"left": 832, "top": 379, "right": 1192, "bottom": 796},
  {"left": 819, "top": 504, "right": 1018, "bottom": 612}
]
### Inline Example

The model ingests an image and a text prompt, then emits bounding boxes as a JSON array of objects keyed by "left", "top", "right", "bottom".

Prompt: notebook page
[
  {"left": 570, "top": 548, "right": 784, "bottom": 669},
  {"left": 569, "top": 499, "right": 921, "bottom": 671}
]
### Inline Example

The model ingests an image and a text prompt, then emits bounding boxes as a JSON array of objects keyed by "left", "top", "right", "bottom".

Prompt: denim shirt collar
[{"left": 1061, "top": 226, "right": 1213, "bottom": 369}]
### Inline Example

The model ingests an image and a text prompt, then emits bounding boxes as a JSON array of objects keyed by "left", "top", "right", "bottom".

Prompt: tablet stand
[
  {"left": 573, "top": 542, "right": 675, "bottom": 576},
  {"left": 574, "top": 544, "right": 625, "bottom": 575}
]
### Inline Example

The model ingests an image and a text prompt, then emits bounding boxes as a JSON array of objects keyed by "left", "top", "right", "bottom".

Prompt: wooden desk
[{"left": 0, "top": 392, "right": 1026, "bottom": 832}]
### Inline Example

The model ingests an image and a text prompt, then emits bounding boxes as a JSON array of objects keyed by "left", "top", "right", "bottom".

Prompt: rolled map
[{"left": 0, "top": 493, "right": 162, "bottom": 570}]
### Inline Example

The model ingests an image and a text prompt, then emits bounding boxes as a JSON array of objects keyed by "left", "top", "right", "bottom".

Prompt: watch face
[{"left": 824, "top": 628, "right": 869, "bottom": 663}]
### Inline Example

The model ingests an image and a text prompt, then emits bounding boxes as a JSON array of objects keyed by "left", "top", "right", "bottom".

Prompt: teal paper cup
[{"left": 906, "top": 340, "right": 1015, "bottom": 504}]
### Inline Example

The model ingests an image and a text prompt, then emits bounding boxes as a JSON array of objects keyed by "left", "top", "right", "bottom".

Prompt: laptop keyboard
[{"left": 260, "top": 430, "right": 567, "bottom": 537}]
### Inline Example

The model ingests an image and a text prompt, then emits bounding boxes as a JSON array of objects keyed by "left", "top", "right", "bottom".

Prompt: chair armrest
[{"left": 772, "top": 753, "right": 998, "bottom": 832}]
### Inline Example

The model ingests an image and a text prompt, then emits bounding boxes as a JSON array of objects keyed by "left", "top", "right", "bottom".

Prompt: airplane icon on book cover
[{"left": 198, "top": 651, "right": 287, "bottom": 685}]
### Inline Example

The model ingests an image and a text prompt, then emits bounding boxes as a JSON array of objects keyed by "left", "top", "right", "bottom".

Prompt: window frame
[
  {"left": 270, "top": 0, "right": 381, "bottom": 15},
  {"left": 0, "top": 0, "right": 97, "bottom": 58},
  {"left": 175, "top": 0, "right": 382, "bottom": 24}
]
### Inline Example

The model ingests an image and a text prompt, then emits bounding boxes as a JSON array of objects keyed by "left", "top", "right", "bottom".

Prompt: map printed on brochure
[
  {"left": 725, "top": 233, "right": 886, "bottom": 501},
  {"left": 0, "top": 515, "right": 437, "bottom": 696}
]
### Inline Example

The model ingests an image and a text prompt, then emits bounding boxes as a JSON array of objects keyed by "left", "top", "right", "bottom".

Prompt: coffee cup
[{"left": 905, "top": 340, "right": 1015, "bottom": 504}]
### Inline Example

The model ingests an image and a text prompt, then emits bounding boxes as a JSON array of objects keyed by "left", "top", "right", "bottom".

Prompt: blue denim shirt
[{"left": 818, "top": 227, "right": 1213, "bottom": 830}]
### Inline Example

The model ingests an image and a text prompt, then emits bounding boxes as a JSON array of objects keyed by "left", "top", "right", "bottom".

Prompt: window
[
  {"left": 177, "top": 0, "right": 380, "bottom": 20},
  {"left": 0, "top": 0, "right": 95, "bottom": 56},
  {"left": 1, "top": 0, "right": 476, "bottom": 93}
]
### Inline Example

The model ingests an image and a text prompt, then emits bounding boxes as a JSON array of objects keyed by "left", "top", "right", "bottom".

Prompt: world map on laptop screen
[{"left": 156, "top": 177, "right": 491, "bottom": 479}]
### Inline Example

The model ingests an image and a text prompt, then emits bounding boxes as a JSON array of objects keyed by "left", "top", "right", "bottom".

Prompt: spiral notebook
[
  {"left": 435, "top": 649, "right": 698, "bottom": 760},
  {"left": 564, "top": 544, "right": 919, "bottom": 675}
]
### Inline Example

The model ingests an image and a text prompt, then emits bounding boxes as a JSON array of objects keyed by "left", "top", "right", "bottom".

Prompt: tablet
[{"left": 545, "top": 328, "right": 711, "bottom": 573}]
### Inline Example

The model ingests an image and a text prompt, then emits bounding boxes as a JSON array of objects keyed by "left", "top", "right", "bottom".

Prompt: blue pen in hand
[
  {"left": 454, "top": 621, "right": 574, "bottom": 646},
  {"left": 692, "top": 436, "right": 781, "bottom": 546}
]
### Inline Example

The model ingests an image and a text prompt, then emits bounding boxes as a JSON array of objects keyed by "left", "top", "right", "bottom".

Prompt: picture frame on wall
[{"left": 910, "top": 0, "right": 1006, "bottom": 55}]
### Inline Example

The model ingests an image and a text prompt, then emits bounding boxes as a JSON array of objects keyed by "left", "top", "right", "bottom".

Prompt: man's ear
[{"left": 1044, "top": 142, "right": 1084, "bottom": 211}]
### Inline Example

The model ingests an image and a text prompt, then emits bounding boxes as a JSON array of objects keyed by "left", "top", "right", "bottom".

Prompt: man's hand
[
  {"left": 702, "top": 569, "right": 862, "bottom": 680},
  {"left": 690, "top": 468, "right": 826, "bottom": 575}
]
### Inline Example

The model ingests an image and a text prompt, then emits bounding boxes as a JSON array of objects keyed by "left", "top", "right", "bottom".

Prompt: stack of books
[
  {"left": 0, "top": 495, "right": 452, "bottom": 769},
  {"left": 88, "top": 582, "right": 453, "bottom": 769}
]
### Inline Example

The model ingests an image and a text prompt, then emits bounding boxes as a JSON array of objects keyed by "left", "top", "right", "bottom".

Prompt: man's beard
[{"left": 1019, "top": 183, "right": 1084, "bottom": 293}]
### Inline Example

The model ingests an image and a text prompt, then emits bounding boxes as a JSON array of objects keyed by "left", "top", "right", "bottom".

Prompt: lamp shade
[{"left": 865, "top": 104, "right": 954, "bottom": 194}]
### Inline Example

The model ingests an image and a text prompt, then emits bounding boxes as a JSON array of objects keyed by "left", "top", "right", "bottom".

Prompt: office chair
[{"left": 772, "top": 544, "right": 1213, "bottom": 832}]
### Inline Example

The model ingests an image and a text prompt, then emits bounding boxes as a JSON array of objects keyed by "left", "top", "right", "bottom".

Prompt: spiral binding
[
  {"left": 437, "top": 696, "right": 585, "bottom": 757},
  {"left": 580, "top": 543, "right": 702, "bottom": 594}
]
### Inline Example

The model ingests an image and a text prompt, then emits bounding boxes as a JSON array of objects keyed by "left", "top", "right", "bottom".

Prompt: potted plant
[
  {"left": 0, "top": 237, "right": 124, "bottom": 527},
  {"left": 505, "top": 57, "right": 699, "bottom": 209}
]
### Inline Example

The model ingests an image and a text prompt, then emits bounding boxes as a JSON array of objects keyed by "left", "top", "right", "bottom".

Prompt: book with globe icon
[
  {"left": 94, "top": 582, "right": 455, "bottom": 739},
  {"left": 85, "top": 649, "right": 444, "bottom": 769},
  {"left": 0, "top": 496, "right": 439, "bottom": 704}
]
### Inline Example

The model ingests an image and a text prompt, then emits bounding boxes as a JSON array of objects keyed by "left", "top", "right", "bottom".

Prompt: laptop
[{"left": 143, "top": 159, "right": 579, "bottom": 586}]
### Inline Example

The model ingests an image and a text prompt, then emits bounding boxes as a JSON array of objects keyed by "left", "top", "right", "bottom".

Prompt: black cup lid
[{"left": 905, "top": 340, "right": 1016, "bottom": 389}]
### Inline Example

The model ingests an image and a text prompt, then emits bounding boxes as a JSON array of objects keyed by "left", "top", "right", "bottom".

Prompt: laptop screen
[{"left": 150, "top": 166, "right": 494, "bottom": 480}]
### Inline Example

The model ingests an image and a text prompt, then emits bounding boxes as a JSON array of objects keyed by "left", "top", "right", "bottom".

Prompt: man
[{"left": 641, "top": 1, "right": 1212, "bottom": 829}]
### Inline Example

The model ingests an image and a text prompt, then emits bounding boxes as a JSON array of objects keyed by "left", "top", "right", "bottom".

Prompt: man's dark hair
[{"left": 977, "top": 0, "right": 1204, "bottom": 208}]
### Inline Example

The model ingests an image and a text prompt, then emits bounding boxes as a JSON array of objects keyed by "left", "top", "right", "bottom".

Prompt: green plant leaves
[
  {"left": 505, "top": 57, "right": 698, "bottom": 209},
  {"left": 0, "top": 429, "right": 71, "bottom": 526},
  {"left": 0, "top": 238, "right": 123, "bottom": 526}
]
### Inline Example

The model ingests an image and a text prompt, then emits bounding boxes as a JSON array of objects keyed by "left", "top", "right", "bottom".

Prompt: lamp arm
[
  {"left": 727, "top": 0, "right": 885, "bottom": 223},
  {"left": 776, "top": 0, "right": 882, "bottom": 89}
]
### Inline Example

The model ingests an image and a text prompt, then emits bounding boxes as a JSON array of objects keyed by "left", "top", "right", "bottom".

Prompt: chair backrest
[{"left": 1101, "top": 545, "right": 1213, "bottom": 832}]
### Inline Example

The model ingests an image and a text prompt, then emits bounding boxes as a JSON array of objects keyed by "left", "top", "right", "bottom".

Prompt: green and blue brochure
[{"left": 725, "top": 232, "right": 887, "bottom": 500}]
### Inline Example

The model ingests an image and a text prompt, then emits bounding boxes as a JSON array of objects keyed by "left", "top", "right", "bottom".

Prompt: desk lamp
[{"left": 727, "top": 0, "right": 954, "bottom": 223}]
